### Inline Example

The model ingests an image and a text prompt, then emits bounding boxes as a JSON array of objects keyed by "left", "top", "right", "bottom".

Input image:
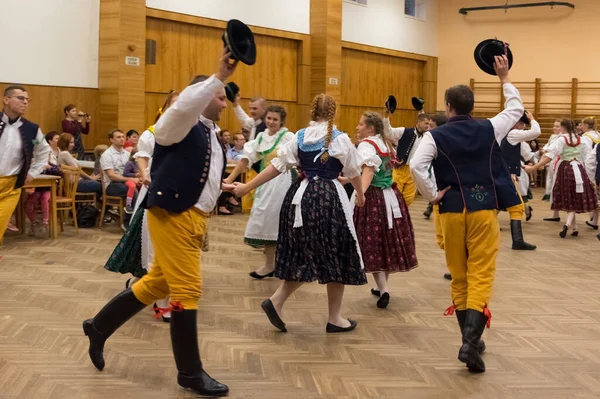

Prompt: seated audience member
[
  {"left": 45, "top": 131, "right": 60, "bottom": 165},
  {"left": 100, "top": 129, "right": 139, "bottom": 222},
  {"left": 122, "top": 149, "right": 141, "bottom": 213},
  {"left": 56, "top": 133, "right": 102, "bottom": 194},
  {"left": 62, "top": 104, "right": 90, "bottom": 159},
  {"left": 219, "top": 129, "right": 232, "bottom": 151},
  {"left": 124, "top": 129, "right": 139, "bottom": 152},
  {"left": 226, "top": 133, "right": 246, "bottom": 163}
]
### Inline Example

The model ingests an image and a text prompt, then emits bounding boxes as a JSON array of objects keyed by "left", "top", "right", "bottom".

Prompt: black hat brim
[
  {"left": 385, "top": 95, "right": 397, "bottom": 114},
  {"left": 222, "top": 19, "right": 257, "bottom": 66},
  {"left": 474, "top": 39, "right": 513, "bottom": 76},
  {"left": 412, "top": 97, "right": 424, "bottom": 111},
  {"left": 225, "top": 82, "right": 239, "bottom": 103}
]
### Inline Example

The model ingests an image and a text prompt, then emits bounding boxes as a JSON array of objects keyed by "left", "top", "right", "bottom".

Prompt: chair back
[{"left": 59, "top": 165, "right": 80, "bottom": 200}]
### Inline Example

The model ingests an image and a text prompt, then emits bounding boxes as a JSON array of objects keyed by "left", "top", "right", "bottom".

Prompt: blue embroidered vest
[
  {"left": 431, "top": 116, "right": 521, "bottom": 214},
  {"left": 0, "top": 113, "right": 39, "bottom": 189},
  {"left": 146, "top": 121, "right": 226, "bottom": 214},
  {"left": 296, "top": 128, "right": 344, "bottom": 179},
  {"left": 500, "top": 135, "right": 521, "bottom": 176}
]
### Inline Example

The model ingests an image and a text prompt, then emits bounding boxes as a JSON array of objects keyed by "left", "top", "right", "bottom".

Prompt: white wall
[
  {"left": 0, "top": 0, "right": 99, "bottom": 88},
  {"left": 146, "top": 0, "right": 310, "bottom": 34},
  {"left": 342, "top": 0, "right": 438, "bottom": 57}
]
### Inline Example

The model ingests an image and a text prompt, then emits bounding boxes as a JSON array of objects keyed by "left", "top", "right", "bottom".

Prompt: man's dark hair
[
  {"left": 519, "top": 111, "right": 529, "bottom": 125},
  {"left": 4, "top": 85, "right": 26, "bottom": 97},
  {"left": 431, "top": 114, "right": 447, "bottom": 127},
  {"left": 444, "top": 85, "right": 474, "bottom": 115},
  {"left": 190, "top": 75, "right": 209, "bottom": 85}
]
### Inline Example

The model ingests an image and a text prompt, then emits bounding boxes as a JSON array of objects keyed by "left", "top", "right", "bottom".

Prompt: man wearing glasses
[{"left": 0, "top": 85, "right": 50, "bottom": 241}]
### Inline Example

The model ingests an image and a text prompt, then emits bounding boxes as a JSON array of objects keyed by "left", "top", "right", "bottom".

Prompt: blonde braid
[
  {"left": 320, "top": 95, "right": 336, "bottom": 163},
  {"left": 310, "top": 95, "right": 321, "bottom": 122}
]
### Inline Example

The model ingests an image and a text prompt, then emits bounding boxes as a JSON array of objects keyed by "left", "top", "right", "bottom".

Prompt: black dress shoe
[
  {"left": 249, "top": 271, "right": 274, "bottom": 279},
  {"left": 525, "top": 206, "right": 533, "bottom": 222},
  {"left": 443, "top": 273, "right": 452, "bottom": 280},
  {"left": 376, "top": 293, "right": 390, "bottom": 309},
  {"left": 326, "top": 319, "right": 357, "bottom": 333},
  {"left": 586, "top": 221, "right": 598, "bottom": 230},
  {"left": 261, "top": 299, "right": 287, "bottom": 332},
  {"left": 544, "top": 217, "right": 561, "bottom": 222},
  {"left": 370, "top": 288, "right": 380, "bottom": 297},
  {"left": 559, "top": 225, "right": 568, "bottom": 238},
  {"left": 571, "top": 230, "right": 579, "bottom": 237}
]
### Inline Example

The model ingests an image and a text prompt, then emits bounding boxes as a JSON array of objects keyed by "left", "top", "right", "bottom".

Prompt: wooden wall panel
[
  {"left": 0, "top": 82, "right": 100, "bottom": 147},
  {"left": 145, "top": 18, "right": 298, "bottom": 102},
  {"left": 310, "top": 0, "right": 342, "bottom": 98},
  {"left": 338, "top": 47, "right": 426, "bottom": 135}
]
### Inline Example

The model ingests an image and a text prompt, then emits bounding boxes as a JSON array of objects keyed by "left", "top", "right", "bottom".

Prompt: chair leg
[
  {"left": 60, "top": 211, "right": 64, "bottom": 232},
  {"left": 119, "top": 202, "right": 124, "bottom": 228},
  {"left": 72, "top": 204, "right": 79, "bottom": 233},
  {"left": 99, "top": 201, "right": 106, "bottom": 228}
]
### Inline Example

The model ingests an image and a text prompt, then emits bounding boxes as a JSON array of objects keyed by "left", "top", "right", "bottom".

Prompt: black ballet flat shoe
[
  {"left": 586, "top": 221, "right": 598, "bottom": 230},
  {"left": 376, "top": 292, "right": 390, "bottom": 309},
  {"left": 544, "top": 217, "right": 561, "bottom": 222},
  {"left": 444, "top": 273, "right": 452, "bottom": 280},
  {"left": 559, "top": 225, "right": 568, "bottom": 238},
  {"left": 326, "top": 319, "right": 357, "bottom": 333},
  {"left": 261, "top": 299, "right": 287, "bottom": 332},
  {"left": 125, "top": 278, "right": 132, "bottom": 289},
  {"left": 370, "top": 288, "right": 381, "bottom": 297},
  {"left": 597, "top": 233, "right": 600, "bottom": 241},
  {"left": 249, "top": 271, "right": 274, "bottom": 279},
  {"left": 525, "top": 206, "right": 533, "bottom": 222},
  {"left": 571, "top": 230, "right": 579, "bottom": 237}
]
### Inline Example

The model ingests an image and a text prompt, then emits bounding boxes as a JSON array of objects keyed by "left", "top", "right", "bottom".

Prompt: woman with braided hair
[
  {"left": 352, "top": 111, "right": 418, "bottom": 309},
  {"left": 233, "top": 93, "right": 367, "bottom": 333}
]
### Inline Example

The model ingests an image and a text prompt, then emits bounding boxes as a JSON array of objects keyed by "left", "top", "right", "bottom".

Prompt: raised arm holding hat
[{"left": 410, "top": 54, "right": 523, "bottom": 374}]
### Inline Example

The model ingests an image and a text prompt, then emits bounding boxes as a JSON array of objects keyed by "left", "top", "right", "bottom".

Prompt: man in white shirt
[
  {"left": 233, "top": 93, "right": 267, "bottom": 141},
  {"left": 83, "top": 48, "right": 237, "bottom": 397},
  {"left": 0, "top": 85, "right": 50, "bottom": 241},
  {"left": 500, "top": 111, "right": 540, "bottom": 250},
  {"left": 383, "top": 112, "right": 431, "bottom": 206},
  {"left": 410, "top": 55, "right": 521, "bottom": 374}
]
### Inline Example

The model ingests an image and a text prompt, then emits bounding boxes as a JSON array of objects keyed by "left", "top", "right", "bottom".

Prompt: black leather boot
[
  {"left": 458, "top": 309, "right": 489, "bottom": 373},
  {"left": 171, "top": 309, "right": 229, "bottom": 397},
  {"left": 82, "top": 288, "right": 147, "bottom": 371},
  {"left": 510, "top": 220, "right": 536, "bottom": 250},
  {"left": 456, "top": 310, "right": 486, "bottom": 354}
]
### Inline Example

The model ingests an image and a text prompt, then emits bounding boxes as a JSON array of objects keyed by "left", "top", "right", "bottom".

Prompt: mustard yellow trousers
[
  {"left": 439, "top": 209, "right": 499, "bottom": 312},
  {"left": 132, "top": 207, "right": 208, "bottom": 310},
  {"left": 392, "top": 165, "right": 417, "bottom": 206},
  {"left": 506, "top": 177, "right": 525, "bottom": 220},
  {"left": 0, "top": 176, "right": 21, "bottom": 242}
]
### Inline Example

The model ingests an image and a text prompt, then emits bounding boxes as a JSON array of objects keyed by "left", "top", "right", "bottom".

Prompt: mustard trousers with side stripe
[
  {"left": 392, "top": 165, "right": 417, "bottom": 206},
  {"left": 506, "top": 177, "right": 525, "bottom": 220},
  {"left": 440, "top": 209, "right": 499, "bottom": 312},
  {"left": 433, "top": 205, "right": 444, "bottom": 250},
  {"left": 132, "top": 207, "right": 208, "bottom": 310},
  {"left": 0, "top": 176, "right": 21, "bottom": 243}
]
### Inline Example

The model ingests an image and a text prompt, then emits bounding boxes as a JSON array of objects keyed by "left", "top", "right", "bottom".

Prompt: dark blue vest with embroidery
[
  {"left": 396, "top": 127, "right": 416, "bottom": 165},
  {"left": 500, "top": 136, "right": 521, "bottom": 176},
  {"left": 431, "top": 116, "right": 520, "bottom": 214},
  {"left": 147, "top": 121, "right": 226, "bottom": 214},
  {"left": 0, "top": 114, "right": 39, "bottom": 189},
  {"left": 296, "top": 128, "right": 344, "bottom": 179}
]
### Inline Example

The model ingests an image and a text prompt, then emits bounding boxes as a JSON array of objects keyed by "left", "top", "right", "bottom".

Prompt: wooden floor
[{"left": 2, "top": 189, "right": 600, "bottom": 399}]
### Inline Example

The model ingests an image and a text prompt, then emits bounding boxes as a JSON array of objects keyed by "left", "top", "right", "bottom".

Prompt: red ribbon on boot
[
  {"left": 483, "top": 307, "right": 492, "bottom": 328},
  {"left": 443, "top": 304, "right": 455, "bottom": 316}
]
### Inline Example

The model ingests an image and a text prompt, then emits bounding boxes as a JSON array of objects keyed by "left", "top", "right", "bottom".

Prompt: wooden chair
[
  {"left": 98, "top": 173, "right": 125, "bottom": 228},
  {"left": 57, "top": 166, "right": 80, "bottom": 233}
]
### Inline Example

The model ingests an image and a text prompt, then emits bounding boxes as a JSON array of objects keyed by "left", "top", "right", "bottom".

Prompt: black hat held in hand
[
  {"left": 386, "top": 95, "right": 397, "bottom": 114},
  {"left": 225, "top": 82, "right": 239, "bottom": 103},
  {"left": 222, "top": 19, "right": 257, "bottom": 66},
  {"left": 412, "top": 97, "right": 425, "bottom": 111},
  {"left": 474, "top": 39, "right": 513, "bottom": 76}
]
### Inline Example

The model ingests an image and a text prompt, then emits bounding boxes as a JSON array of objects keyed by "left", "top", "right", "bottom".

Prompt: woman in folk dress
[
  {"left": 103, "top": 91, "right": 179, "bottom": 322},
  {"left": 225, "top": 105, "right": 296, "bottom": 279},
  {"left": 352, "top": 111, "right": 418, "bottom": 309},
  {"left": 233, "top": 94, "right": 367, "bottom": 333},
  {"left": 526, "top": 119, "right": 597, "bottom": 237}
]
